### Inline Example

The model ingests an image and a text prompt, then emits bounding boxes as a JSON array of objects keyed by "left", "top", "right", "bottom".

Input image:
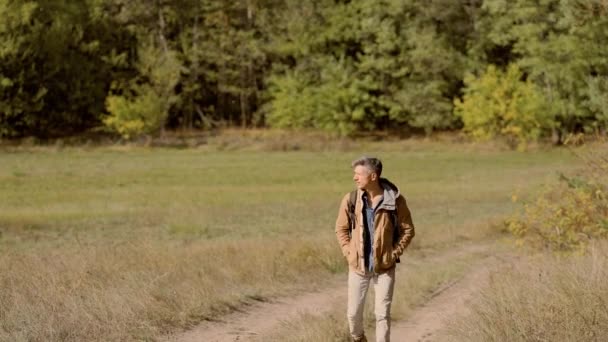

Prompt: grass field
[{"left": 0, "top": 141, "right": 579, "bottom": 341}]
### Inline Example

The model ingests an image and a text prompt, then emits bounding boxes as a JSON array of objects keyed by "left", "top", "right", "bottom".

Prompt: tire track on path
[
  {"left": 164, "top": 242, "right": 501, "bottom": 342},
  {"left": 390, "top": 254, "right": 513, "bottom": 342},
  {"left": 163, "top": 279, "right": 346, "bottom": 342}
]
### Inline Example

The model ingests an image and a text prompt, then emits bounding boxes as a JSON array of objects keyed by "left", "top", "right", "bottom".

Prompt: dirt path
[
  {"left": 390, "top": 255, "right": 509, "bottom": 342},
  {"left": 165, "top": 243, "right": 503, "bottom": 342},
  {"left": 163, "top": 279, "right": 346, "bottom": 342}
]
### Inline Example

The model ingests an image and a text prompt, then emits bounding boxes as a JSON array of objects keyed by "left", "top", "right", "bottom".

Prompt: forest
[{"left": 1, "top": 0, "right": 607, "bottom": 144}]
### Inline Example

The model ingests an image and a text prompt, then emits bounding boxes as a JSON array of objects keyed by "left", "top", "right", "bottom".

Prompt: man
[{"left": 335, "top": 156, "right": 415, "bottom": 342}]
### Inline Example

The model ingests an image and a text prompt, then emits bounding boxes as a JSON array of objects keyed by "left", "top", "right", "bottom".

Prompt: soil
[
  {"left": 390, "top": 255, "right": 507, "bottom": 341},
  {"left": 163, "top": 280, "right": 346, "bottom": 342}
]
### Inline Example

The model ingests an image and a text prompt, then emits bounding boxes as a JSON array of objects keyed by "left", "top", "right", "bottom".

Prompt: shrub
[
  {"left": 103, "top": 85, "right": 167, "bottom": 139},
  {"left": 265, "top": 60, "right": 368, "bottom": 136},
  {"left": 454, "top": 64, "right": 555, "bottom": 150},
  {"left": 506, "top": 141, "right": 608, "bottom": 252},
  {"left": 103, "top": 44, "right": 180, "bottom": 140},
  {"left": 586, "top": 76, "right": 608, "bottom": 132}
]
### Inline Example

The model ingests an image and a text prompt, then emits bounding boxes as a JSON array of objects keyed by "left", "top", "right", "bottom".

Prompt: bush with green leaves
[
  {"left": 265, "top": 57, "right": 376, "bottom": 136},
  {"left": 586, "top": 76, "right": 608, "bottom": 132},
  {"left": 104, "top": 86, "right": 164, "bottom": 140},
  {"left": 454, "top": 64, "right": 555, "bottom": 150}
]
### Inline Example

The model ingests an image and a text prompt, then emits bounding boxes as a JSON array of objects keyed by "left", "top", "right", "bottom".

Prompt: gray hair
[{"left": 351, "top": 156, "right": 383, "bottom": 177}]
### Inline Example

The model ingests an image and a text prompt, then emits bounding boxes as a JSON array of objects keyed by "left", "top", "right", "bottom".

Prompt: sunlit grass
[
  {"left": 443, "top": 241, "right": 608, "bottom": 341},
  {"left": 0, "top": 141, "right": 579, "bottom": 341},
  {"left": 0, "top": 146, "right": 575, "bottom": 244}
]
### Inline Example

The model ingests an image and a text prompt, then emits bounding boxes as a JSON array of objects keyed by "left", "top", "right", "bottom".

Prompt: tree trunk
[
  {"left": 157, "top": 1, "right": 169, "bottom": 137},
  {"left": 239, "top": 0, "right": 257, "bottom": 128},
  {"left": 188, "top": 13, "right": 200, "bottom": 130}
]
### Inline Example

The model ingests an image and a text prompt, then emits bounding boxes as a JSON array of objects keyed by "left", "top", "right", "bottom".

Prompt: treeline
[{"left": 1, "top": 0, "right": 607, "bottom": 142}]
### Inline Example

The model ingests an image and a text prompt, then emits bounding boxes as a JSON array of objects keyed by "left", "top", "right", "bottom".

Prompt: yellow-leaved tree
[{"left": 454, "top": 64, "right": 555, "bottom": 150}]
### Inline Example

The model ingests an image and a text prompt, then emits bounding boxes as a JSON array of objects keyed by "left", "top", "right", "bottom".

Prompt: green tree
[
  {"left": 101, "top": 0, "right": 181, "bottom": 139},
  {"left": 469, "top": 0, "right": 608, "bottom": 141},
  {"left": 104, "top": 44, "right": 181, "bottom": 139},
  {"left": 0, "top": 0, "right": 128, "bottom": 138},
  {"left": 175, "top": 0, "right": 267, "bottom": 129},
  {"left": 263, "top": 0, "right": 475, "bottom": 135}
]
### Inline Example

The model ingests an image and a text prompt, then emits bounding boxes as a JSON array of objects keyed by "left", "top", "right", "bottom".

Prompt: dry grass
[
  {"left": 444, "top": 241, "right": 608, "bottom": 342},
  {"left": 266, "top": 312, "right": 352, "bottom": 342},
  {"left": 0, "top": 128, "right": 578, "bottom": 153},
  {"left": 0, "top": 237, "right": 342, "bottom": 341},
  {"left": 196, "top": 128, "right": 547, "bottom": 153}
]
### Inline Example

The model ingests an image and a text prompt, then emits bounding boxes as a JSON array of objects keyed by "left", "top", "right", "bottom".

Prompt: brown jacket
[{"left": 335, "top": 178, "right": 415, "bottom": 275}]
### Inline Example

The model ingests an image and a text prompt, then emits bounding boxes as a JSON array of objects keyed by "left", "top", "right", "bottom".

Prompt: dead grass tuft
[
  {"left": 445, "top": 241, "right": 608, "bottom": 341},
  {"left": 0, "top": 237, "right": 343, "bottom": 341}
]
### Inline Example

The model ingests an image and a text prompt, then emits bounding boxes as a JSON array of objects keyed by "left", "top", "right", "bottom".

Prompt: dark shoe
[{"left": 353, "top": 335, "right": 367, "bottom": 342}]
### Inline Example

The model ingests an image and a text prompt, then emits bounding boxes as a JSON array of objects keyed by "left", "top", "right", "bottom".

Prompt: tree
[
  {"left": 101, "top": 0, "right": 181, "bottom": 139},
  {"left": 469, "top": 0, "right": 608, "bottom": 141},
  {"left": 262, "top": 0, "right": 477, "bottom": 135},
  {"left": 455, "top": 64, "right": 555, "bottom": 150},
  {"left": 0, "top": 0, "right": 127, "bottom": 138}
]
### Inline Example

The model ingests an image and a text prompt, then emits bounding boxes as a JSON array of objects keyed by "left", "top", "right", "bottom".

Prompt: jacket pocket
[{"left": 379, "top": 245, "right": 395, "bottom": 269}]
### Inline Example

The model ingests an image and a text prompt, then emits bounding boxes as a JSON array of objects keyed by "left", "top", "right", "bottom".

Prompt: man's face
[{"left": 353, "top": 165, "right": 376, "bottom": 190}]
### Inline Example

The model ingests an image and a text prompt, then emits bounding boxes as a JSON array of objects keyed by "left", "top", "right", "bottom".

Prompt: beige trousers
[{"left": 347, "top": 267, "right": 396, "bottom": 342}]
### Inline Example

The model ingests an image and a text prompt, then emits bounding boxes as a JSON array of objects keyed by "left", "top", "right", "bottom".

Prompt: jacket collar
[{"left": 357, "top": 178, "right": 400, "bottom": 211}]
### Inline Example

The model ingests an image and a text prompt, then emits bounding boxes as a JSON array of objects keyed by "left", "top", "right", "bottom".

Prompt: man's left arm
[{"left": 393, "top": 195, "right": 415, "bottom": 258}]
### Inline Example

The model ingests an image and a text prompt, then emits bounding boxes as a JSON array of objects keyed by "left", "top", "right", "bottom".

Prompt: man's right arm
[{"left": 335, "top": 193, "right": 351, "bottom": 257}]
